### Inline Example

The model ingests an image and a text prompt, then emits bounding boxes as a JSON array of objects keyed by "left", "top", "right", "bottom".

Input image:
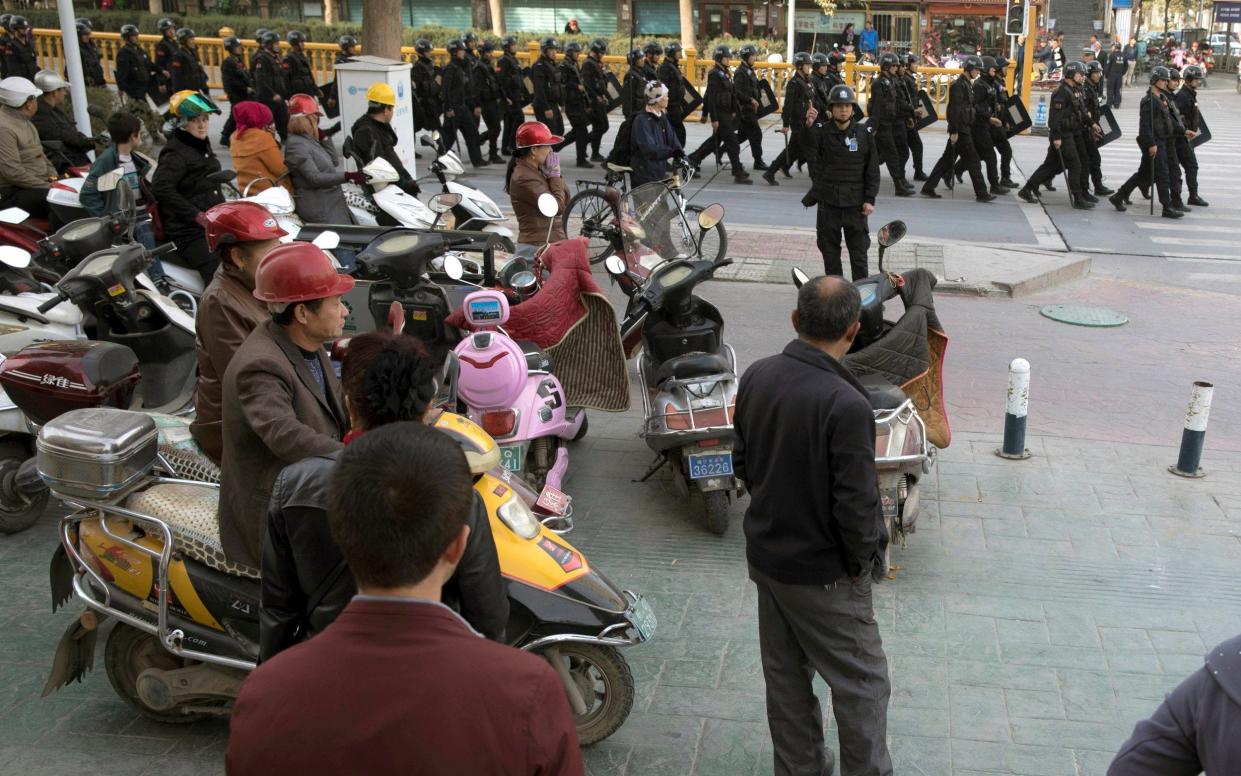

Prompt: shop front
[
  {"left": 697, "top": 1, "right": 779, "bottom": 40},
  {"left": 925, "top": 1, "right": 1008, "bottom": 57},
  {"left": 792, "top": 4, "right": 919, "bottom": 56}
]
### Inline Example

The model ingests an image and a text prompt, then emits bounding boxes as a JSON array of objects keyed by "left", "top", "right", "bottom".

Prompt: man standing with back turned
[{"left": 734, "top": 278, "right": 893, "bottom": 776}]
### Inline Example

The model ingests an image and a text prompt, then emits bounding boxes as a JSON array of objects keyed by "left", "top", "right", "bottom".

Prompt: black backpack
[{"left": 606, "top": 115, "right": 635, "bottom": 167}]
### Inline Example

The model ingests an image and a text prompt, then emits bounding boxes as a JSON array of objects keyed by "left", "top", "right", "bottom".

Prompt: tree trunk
[
  {"left": 324, "top": 0, "right": 337, "bottom": 25},
  {"left": 363, "top": 0, "right": 403, "bottom": 59},
  {"left": 489, "top": 0, "right": 505, "bottom": 35},
  {"left": 148, "top": 0, "right": 162, "bottom": 14},
  {"left": 472, "top": 0, "right": 490, "bottom": 30},
  {"left": 680, "top": 0, "right": 695, "bottom": 51}
]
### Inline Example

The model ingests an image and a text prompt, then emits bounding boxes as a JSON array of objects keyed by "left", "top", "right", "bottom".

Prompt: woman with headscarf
[
  {"left": 629, "top": 80, "right": 683, "bottom": 188},
  {"left": 230, "top": 101, "right": 292, "bottom": 195}
]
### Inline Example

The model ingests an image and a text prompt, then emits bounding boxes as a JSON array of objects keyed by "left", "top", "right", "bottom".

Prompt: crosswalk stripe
[
  {"left": 1135, "top": 221, "right": 1237, "bottom": 232},
  {"left": 1150, "top": 236, "right": 1240, "bottom": 247}
]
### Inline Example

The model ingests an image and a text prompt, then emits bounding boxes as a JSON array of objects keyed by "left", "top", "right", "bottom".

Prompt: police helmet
[
  {"left": 962, "top": 55, "right": 984, "bottom": 72},
  {"left": 463, "top": 31, "right": 478, "bottom": 44},
  {"left": 665, "top": 42, "right": 683, "bottom": 57},
  {"left": 541, "top": 36, "right": 559, "bottom": 51},
  {"left": 414, "top": 38, "right": 434, "bottom": 55},
  {"left": 479, "top": 39, "right": 496, "bottom": 54},
  {"left": 1149, "top": 65, "right": 1171, "bottom": 84},
  {"left": 994, "top": 55, "right": 1009, "bottom": 70},
  {"left": 120, "top": 24, "right": 140, "bottom": 40},
  {"left": 1168, "top": 67, "right": 1182, "bottom": 82},
  {"left": 7, "top": 15, "right": 28, "bottom": 32},
  {"left": 828, "top": 50, "right": 846, "bottom": 66},
  {"left": 224, "top": 35, "right": 242, "bottom": 52},
  {"left": 738, "top": 44, "right": 758, "bottom": 59},
  {"left": 446, "top": 38, "right": 465, "bottom": 55},
  {"left": 502, "top": 36, "right": 519, "bottom": 52},
  {"left": 76, "top": 17, "right": 92, "bottom": 29},
  {"left": 1063, "top": 61, "right": 1086, "bottom": 79},
  {"left": 904, "top": 53, "right": 919, "bottom": 67},
  {"left": 879, "top": 52, "right": 899, "bottom": 69},
  {"left": 792, "top": 51, "right": 813, "bottom": 68},
  {"left": 1183, "top": 64, "right": 1204, "bottom": 81},
  {"left": 828, "top": 84, "right": 857, "bottom": 106},
  {"left": 176, "top": 27, "right": 195, "bottom": 44},
  {"left": 981, "top": 55, "right": 997, "bottom": 72},
  {"left": 157, "top": 17, "right": 176, "bottom": 33},
  {"left": 644, "top": 41, "right": 664, "bottom": 58},
  {"left": 564, "top": 41, "right": 582, "bottom": 55},
  {"left": 287, "top": 30, "right": 306, "bottom": 45},
  {"left": 0, "top": 15, "right": 10, "bottom": 30},
  {"left": 76, "top": 21, "right": 91, "bottom": 36},
  {"left": 1085, "top": 60, "right": 1103, "bottom": 75},
  {"left": 339, "top": 34, "right": 357, "bottom": 50},
  {"left": 254, "top": 28, "right": 270, "bottom": 46},
  {"left": 811, "top": 52, "right": 829, "bottom": 67},
  {"left": 589, "top": 38, "right": 608, "bottom": 54},
  {"left": 713, "top": 44, "right": 732, "bottom": 62},
  {"left": 627, "top": 48, "right": 645, "bottom": 65},
  {"left": 260, "top": 30, "right": 280, "bottom": 47}
]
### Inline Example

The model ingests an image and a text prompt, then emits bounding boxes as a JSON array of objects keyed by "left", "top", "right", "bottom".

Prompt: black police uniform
[
  {"left": 688, "top": 62, "right": 750, "bottom": 180},
  {"left": 897, "top": 69, "right": 924, "bottom": 179},
  {"left": 154, "top": 34, "right": 178, "bottom": 89},
  {"left": 1173, "top": 84, "right": 1202, "bottom": 203},
  {"left": 1020, "top": 80, "right": 1088, "bottom": 203},
  {"left": 530, "top": 52, "right": 565, "bottom": 136},
  {"left": 954, "top": 75, "right": 1000, "bottom": 191},
  {"left": 220, "top": 51, "right": 255, "bottom": 145},
  {"left": 252, "top": 47, "right": 290, "bottom": 140},
  {"left": 1114, "top": 88, "right": 1176, "bottom": 212},
  {"left": 733, "top": 59, "right": 766, "bottom": 168},
  {"left": 988, "top": 73, "right": 1015, "bottom": 185},
  {"left": 115, "top": 40, "right": 159, "bottom": 103},
  {"left": 1083, "top": 77, "right": 1110, "bottom": 194},
  {"left": 476, "top": 55, "right": 505, "bottom": 161},
  {"left": 79, "top": 40, "right": 106, "bottom": 87},
  {"left": 170, "top": 46, "right": 209, "bottom": 95},
  {"left": 1067, "top": 80, "right": 1097, "bottom": 198},
  {"left": 412, "top": 54, "right": 442, "bottom": 134},
  {"left": 804, "top": 114, "right": 880, "bottom": 279},
  {"left": 767, "top": 71, "right": 813, "bottom": 181},
  {"left": 656, "top": 57, "right": 686, "bottom": 146},
  {"left": 284, "top": 48, "right": 319, "bottom": 99},
  {"left": 1164, "top": 88, "right": 1187, "bottom": 207},
  {"left": 581, "top": 54, "right": 610, "bottom": 158},
  {"left": 559, "top": 56, "right": 591, "bottom": 165},
  {"left": 442, "top": 56, "right": 485, "bottom": 166},
  {"left": 1105, "top": 50, "right": 1127, "bottom": 107},
  {"left": 2, "top": 32, "right": 37, "bottom": 80},
  {"left": 923, "top": 74, "right": 988, "bottom": 198},
  {"left": 621, "top": 64, "right": 646, "bottom": 119},
  {"left": 497, "top": 50, "right": 527, "bottom": 154},
  {"left": 868, "top": 69, "right": 912, "bottom": 193}
]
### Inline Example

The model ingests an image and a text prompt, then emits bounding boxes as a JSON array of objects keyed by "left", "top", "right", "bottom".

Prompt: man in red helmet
[
  {"left": 190, "top": 201, "right": 286, "bottom": 463},
  {"left": 218, "top": 242, "right": 353, "bottom": 568}
]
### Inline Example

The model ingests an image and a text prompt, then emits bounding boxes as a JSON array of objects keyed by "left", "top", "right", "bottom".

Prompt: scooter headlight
[{"left": 497, "top": 493, "right": 540, "bottom": 539}]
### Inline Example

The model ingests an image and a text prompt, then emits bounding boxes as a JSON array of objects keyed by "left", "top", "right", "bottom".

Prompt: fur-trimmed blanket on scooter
[{"left": 447, "top": 238, "right": 630, "bottom": 412}]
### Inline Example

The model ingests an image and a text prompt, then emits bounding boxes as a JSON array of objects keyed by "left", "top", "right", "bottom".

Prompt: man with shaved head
[{"left": 734, "top": 275, "right": 893, "bottom": 776}]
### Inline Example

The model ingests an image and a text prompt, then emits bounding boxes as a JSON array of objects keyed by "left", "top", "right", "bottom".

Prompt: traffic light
[{"left": 1006, "top": 0, "right": 1027, "bottom": 36}]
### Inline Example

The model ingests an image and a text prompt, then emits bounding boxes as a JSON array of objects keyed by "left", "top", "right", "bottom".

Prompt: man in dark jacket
[
  {"left": 170, "top": 28, "right": 208, "bottom": 95},
  {"left": 688, "top": 45, "right": 753, "bottom": 184},
  {"left": 735, "top": 274, "right": 891, "bottom": 776},
  {"left": 921, "top": 56, "right": 994, "bottom": 201},
  {"left": 75, "top": 23, "right": 105, "bottom": 87},
  {"left": 219, "top": 36, "right": 254, "bottom": 146},
  {"left": 581, "top": 39, "right": 610, "bottom": 161},
  {"left": 1108, "top": 633, "right": 1241, "bottom": 774},
  {"left": 1105, "top": 42, "right": 1127, "bottom": 107},
  {"left": 656, "top": 42, "right": 687, "bottom": 146},
  {"left": 868, "top": 52, "right": 915, "bottom": 196},
  {"left": 985, "top": 55, "right": 1016, "bottom": 187},
  {"left": 496, "top": 36, "right": 526, "bottom": 155},
  {"left": 2, "top": 17, "right": 38, "bottom": 81},
  {"left": 441, "top": 39, "right": 485, "bottom": 167},
  {"left": 1019, "top": 62, "right": 1094, "bottom": 210},
  {"left": 804, "top": 84, "right": 880, "bottom": 280},
  {"left": 733, "top": 44, "right": 768, "bottom": 172},
  {"left": 621, "top": 48, "right": 647, "bottom": 119},
  {"left": 475, "top": 40, "right": 505, "bottom": 164},
  {"left": 530, "top": 37, "right": 565, "bottom": 137},
  {"left": 1173, "top": 65, "right": 1206, "bottom": 207},
  {"left": 31, "top": 72, "right": 95, "bottom": 172},
  {"left": 351, "top": 83, "right": 419, "bottom": 195},
  {"left": 154, "top": 18, "right": 179, "bottom": 83},
  {"left": 252, "top": 31, "right": 289, "bottom": 140},
  {"left": 283, "top": 31, "right": 320, "bottom": 102},
  {"left": 954, "top": 55, "right": 1005, "bottom": 195},
  {"left": 1108, "top": 67, "right": 1180, "bottom": 218},
  {"left": 411, "top": 38, "right": 441, "bottom": 135},
  {"left": 115, "top": 25, "right": 160, "bottom": 104},
  {"left": 558, "top": 41, "right": 592, "bottom": 168},
  {"left": 763, "top": 52, "right": 814, "bottom": 186},
  {"left": 902, "top": 54, "right": 927, "bottom": 181},
  {"left": 227, "top": 424, "right": 582, "bottom": 776}
]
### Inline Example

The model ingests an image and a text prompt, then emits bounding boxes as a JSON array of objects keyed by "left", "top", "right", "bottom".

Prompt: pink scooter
[{"left": 453, "top": 288, "right": 585, "bottom": 525}]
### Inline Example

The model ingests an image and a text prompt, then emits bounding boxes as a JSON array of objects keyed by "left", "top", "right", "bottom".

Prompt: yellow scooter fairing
[{"left": 433, "top": 410, "right": 501, "bottom": 474}]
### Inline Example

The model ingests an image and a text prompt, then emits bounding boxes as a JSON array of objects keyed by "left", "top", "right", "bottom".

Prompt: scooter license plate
[
  {"left": 499, "top": 444, "right": 524, "bottom": 472},
  {"left": 687, "top": 452, "right": 733, "bottom": 480},
  {"left": 627, "top": 596, "right": 658, "bottom": 641}
]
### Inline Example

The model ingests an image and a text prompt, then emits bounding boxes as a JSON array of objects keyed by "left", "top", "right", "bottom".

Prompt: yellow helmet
[{"left": 365, "top": 82, "right": 396, "bottom": 106}]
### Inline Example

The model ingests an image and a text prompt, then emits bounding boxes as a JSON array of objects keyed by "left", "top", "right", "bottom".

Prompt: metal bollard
[
  {"left": 996, "top": 358, "right": 1032, "bottom": 460},
  {"left": 1169, "top": 381, "right": 1213, "bottom": 478}
]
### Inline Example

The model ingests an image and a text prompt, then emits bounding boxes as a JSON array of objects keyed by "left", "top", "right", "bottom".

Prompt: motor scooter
[
  {"left": 789, "top": 221, "right": 946, "bottom": 576},
  {"left": 39, "top": 402, "right": 653, "bottom": 746},
  {"left": 603, "top": 203, "right": 743, "bottom": 535}
]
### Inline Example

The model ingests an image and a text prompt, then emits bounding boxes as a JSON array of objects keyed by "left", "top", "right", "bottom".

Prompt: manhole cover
[{"left": 1039, "top": 304, "right": 1129, "bottom": 327}]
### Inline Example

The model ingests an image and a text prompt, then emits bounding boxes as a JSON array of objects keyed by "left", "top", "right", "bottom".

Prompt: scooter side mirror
[
  {"left": 443, "top": 254, "right": 466, "bottom": 280},
  {"left": 0, "top": 207, "right": 29, "bottom": 225},
  {"left": 537, "top": 192, "right": 560, "bottom": 218},
  {"left": 430, "top": 192, "right": 462, "bottom": 214},
  {"left": 791, "top": 267, "right": 810, "bottom": 288},
  {"left": 697, "top": 203, "right": 725, "bottom": 231},
  {"left": 312, "top": 230, "right": 340, "bottom": 251},
  {"left": 603, "top": 255, "right": 626, "bottom": 277},
  {"left": 877, "top": 220, "right": 907, "bottom": 248},
  {"left": 0, "top": 246, "right": 32, "bottom": 268}
]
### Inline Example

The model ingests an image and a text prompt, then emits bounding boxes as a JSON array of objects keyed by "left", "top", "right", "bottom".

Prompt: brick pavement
[{"left": 718, "top": 227, "right": 948, "bottom": 285}]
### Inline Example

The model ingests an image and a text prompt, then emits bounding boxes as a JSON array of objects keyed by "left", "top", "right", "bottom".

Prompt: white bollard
[{"left": 996, "top": 358, "right": 1032, "bottom": 460}]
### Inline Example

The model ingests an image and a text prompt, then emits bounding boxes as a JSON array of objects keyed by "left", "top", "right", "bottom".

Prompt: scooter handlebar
[{"left": 37, "top": 292, "right": 64, "bottom": 313}]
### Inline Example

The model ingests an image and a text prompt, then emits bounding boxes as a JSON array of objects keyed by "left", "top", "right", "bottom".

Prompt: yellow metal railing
[{"left": 34, "top": 29, "right": 1014, "bottom": 121}]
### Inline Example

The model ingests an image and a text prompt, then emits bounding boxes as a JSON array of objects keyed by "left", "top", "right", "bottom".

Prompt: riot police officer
[
  {"left": 170, "top": 29, "right": 208, "bottom": 95},
  {"left": 643, "top": 42, "right": 662, "bottom": 83},
  {"left": 476, "top": 40, "right": 505, "bottom": 164},
  {"left": 115, "top": 24, "right": 160, "bottom": 104},
  {"left": 1, "top": 16, "right": 37, "bottom": 80},
  {"left": 1019, "top": 61, "right": 1092, "bottom": 210},
  {"left": 252, "top": 31, "right": 289, "bottom": 140},
  {"left": 869, "top": 52, "right": 915, "bottom": 195},
  {"left": 804, "top": 84, "right": 880, "bottom": 280},
  {"left": 1108, "top": 67, "right": 1180, "bottom": 218},
  {"left": 76, "top": 22, "right": 105, "bottom": 87},
  {"left": 810, "top": 53, "right": 833, "bottom": 111},
  {"left": 1082, "top": 60, "right": 1113, "bottom": 197},
  {"left": 1175, "top": 64, "right": 1207, "bottom": 206},
  {"left": 1066, "top": 62, "right": 1099, "bottom": 202},
  {"left": 324, "top": 35, "right": 356, "bottom": 119},
  {"left": 558, "top": 41, "right": 592, "bottom": 168},
  {"left": 462, "top": 31, "right": 479, "bottom": 63},
  {"left": 497, "top": 37, "right": 527, "bottom": 155},
  {"left": 581, "top": 39, "right": 610, "bottom": 161},
  {"left": 657, "top": 42, "right": 687, "bottom": 145},
  {"left": 338, "top": 34, "right": 357, "bottom": 62},
  {"left": 442, "top": 39, "right": 485, "bottom": 167},
  {"left": 901, "top": 54, "right": 927, "bottom": 181},
  {"left": 733, "top": 44, "right": 767, "bottom": 171},
  {"left": 763, "top": 51, "right": 813, "bottom": 186},
  {"left": 688, "top": 45, "right": 752, "bottom": 184},
  {"left": 922, "top": 55, "right": 993, "bottom": 201},
  {"left": 220, "top": 35, "right": 255, "bottom": 146},
  {"left": 953, "top": 55, "right": 1004, "bottom": 195},
  {"left": 412, "top": 38, "right": 441, "bottom": 135},
  {"left": 622, "top": 48, "right": 646, "bottom": 119},
  {"left": 154, "top": 18, "right": 179, "bottom": 86},
  {"left": 1164, "top": 69, "right": 1189, "bottom": 212},
  {"left": 987, "top": 55, "right": 1016, "bottom": 188},
  {"left": 284, "top": 31, "right": 320, "bottom": 102},
  {"left": 894, "top": 56, "right": 920, "bottom": 181},
  {"left": 531, "top": 37, "right": 564, "bottom": 136}
]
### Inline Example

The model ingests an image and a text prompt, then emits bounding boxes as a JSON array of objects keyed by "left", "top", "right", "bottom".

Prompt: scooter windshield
[{"left": 620, "top": 183, "right": 700, "bottom": 272}]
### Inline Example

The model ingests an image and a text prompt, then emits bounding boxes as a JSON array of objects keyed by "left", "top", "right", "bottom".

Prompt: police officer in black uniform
[
  {"left": 2, "top": 16, "right": 37, "bottom": 80},
  {"left": 412, "top": 38, "right": 442, "bottom": 136},
  {"left": 658, "top": 42, "right": 688, "bottom": 146},
  {"left": 1018, "top": 61, "right": 1093, "bottom": 209},
  {"left": 733, "top": 44, "right": 768, "bottom": 171},
  {"left": 75, "top": 22, "right": 106, "bottom": 87},
  {"left": 220, "top": 36, "right": 255, "bottom": 146},
  {"left": 442, "top": 38, "right": 486, "bottom": 167},
  {"left": 115, "top": 24, "right": 159, "bottom": 103},
  {"left": 531, "top": 37, "right": 564, "bottom": 136},
  {"left": 252, "top": 31, "right": 289, "bottom": 141},
  {"left": 323, "top": 35, "right": 355, "bottom": 119},
  {"left": 688, "top": 45, "right": 753, "bottom": 184},
  {"left": 462, "top": 31, "right": 479, "bottom": 63},
  {"left": 1175, "top": 65, "right": 1207, "bottom": 207},
  {"left": 284, "top": 31, "right": 320, "bottom": 101},
  {"left": 1164, "top": 69, "right": 1189, "bottom": 212},
  {"left": 804, "top": 84, "right": 880, "bottom": 280},
  {"left": 869, "top": 52, "right": 915, "bottom": 196},
  {"left": 953, "top": 55, "right": 1004, "bottom": 195},
  {"left": 622, "top": 48, "right": 647, "bottom": 119},
  {"left": 896, "top": 55, "right": 924, "bottom": 181},
  {"left": 475, "top": 40, "right": 505, "bottom": 164},
  {"left": 922, "top": 55, "right": 994, "bottom": 202},
  {"left": 763, "top": 51, "right": 813, "bottom": 186},
  {"left": 154, "top": 18, "right": 179, "bottom": 88},
  {"left": 809, "top": 53, "right": 831, "bottom": 110},
  {"left": 987, "top": 55, "right": 1016, "bottom": 188},
  {"left": 1108, "top": 67, "right": 1181, "bottom": 218},
  {"left": 643, "top": 42, "right": 662, "bottom": 83},
  {"left": 558, "top": 41, "right": 593, "bottom": 168},
  {"left": 1066, "top": 62, "right": 1099, "bottom": 203},
  {"left": 497, "top": 36, "right": 527, "bottom": 155},
  {"left": 580, "top": 39, "right": 609, "bottom": 161},
  {"left": 1082, "top": 60, "right": 1113, "bottom": 197},
  {"left": 170, "top": 29, "right": 208, "bottom": 95}
]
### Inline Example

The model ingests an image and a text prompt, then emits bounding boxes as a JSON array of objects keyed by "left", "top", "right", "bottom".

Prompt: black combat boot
[
  {"left": 762, "top": 168, "right": 779, "bottom": 186},
  {"left": 1188, "top": 194, "right": 1209, "bottom": 207},
  {"left": 1071, "top": 193, "right": 1095, "bottom": 210},
  {"left": 1108, "top": 193, "right": 1128, "bottom": 211},
  {"left": 1081, "top": 192, "right": 1099, "bottom": 203},
  {"left": 1017, "top": 186, "right": 1040, "bottom": 204},
  {"left": 1161, "top": 206, "right": 1185, "bottom": 219},
  {"left": 753, "top": 160, "right": 769, "bottom": 171}
]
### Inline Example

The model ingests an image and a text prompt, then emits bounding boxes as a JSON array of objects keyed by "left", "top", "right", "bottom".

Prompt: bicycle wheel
[
  {"left": 562, "top": 189, "right": 617, "bottom": 264},
  {"left": 687, "top": 204, "right": 728, "bottom": 263}
]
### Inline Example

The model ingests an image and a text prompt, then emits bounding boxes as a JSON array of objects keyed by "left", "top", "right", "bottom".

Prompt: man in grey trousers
[{"left": 734, "top": 276, "right": 893, "bottom": 776}]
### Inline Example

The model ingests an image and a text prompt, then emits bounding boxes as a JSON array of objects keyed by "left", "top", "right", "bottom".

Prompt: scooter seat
[
  {"left": 858, "top": 374, "right": 908, "bottom": 411},
  {"left": 517, "top": 340, "right": 554, "bottom": 373},
  {"left": 125, "top": 483, "right": 260, "bottom": 580},
  {"left": 655, "top": 351, "right": 731, "bottom": 385}
]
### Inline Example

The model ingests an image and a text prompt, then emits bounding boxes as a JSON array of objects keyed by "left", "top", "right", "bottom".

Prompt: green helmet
[{"left": 169, "top": 90, "right": 220, "bottom": 122}]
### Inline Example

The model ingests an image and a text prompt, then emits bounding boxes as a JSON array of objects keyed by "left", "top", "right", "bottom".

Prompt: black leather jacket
[
  {"left": 151, "top": 129, "right": 225, "bottom": 243},
  {"left": 259, "top": 450, "right": 509, "bottom": 662}
]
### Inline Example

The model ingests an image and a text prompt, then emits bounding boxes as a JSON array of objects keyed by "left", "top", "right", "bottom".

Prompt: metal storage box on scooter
[{"left": 36, "top": 409, "right": 157, "bottom": 500}]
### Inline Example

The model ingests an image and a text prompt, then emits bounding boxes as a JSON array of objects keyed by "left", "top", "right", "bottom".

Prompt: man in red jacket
[{"left": 226, "top": 422, "right": 583, "bottom": 776}]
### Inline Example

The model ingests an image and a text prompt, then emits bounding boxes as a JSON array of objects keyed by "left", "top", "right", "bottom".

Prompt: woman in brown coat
[
  {"left": 230, "top": 101, "right": 293, "bottom": 195},
  {"left": 504, "top": 121, "right": 569, "bottom": 246}
]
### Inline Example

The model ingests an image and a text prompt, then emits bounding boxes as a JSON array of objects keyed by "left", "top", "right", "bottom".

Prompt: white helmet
[
  {"left": 0, "top": 77, "right": 41, "bottom": 108},
  {"left": 33, "top": 70, "right": 70, "bottom": 93},
  {"left": 644, "top": 79, "right": 669, "bottom": 105}
]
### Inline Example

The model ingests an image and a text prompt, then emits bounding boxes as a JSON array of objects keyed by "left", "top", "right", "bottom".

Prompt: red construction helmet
[
  {"left": 287, "top": 93, "right": 321, "bottom": 117},
  {"left": 515, "top": 121, "right": 564, "bottom": 149},
  {"left": 252, "top": 243, "right": 355, "bottom": 304},
  {"left": 201, "top": 201, "right": 287, "bottom": 252}
]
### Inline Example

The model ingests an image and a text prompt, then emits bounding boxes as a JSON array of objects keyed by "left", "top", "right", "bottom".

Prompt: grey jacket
[{"left": 283, "top": 132, "right": 351, "bottom": 225}]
